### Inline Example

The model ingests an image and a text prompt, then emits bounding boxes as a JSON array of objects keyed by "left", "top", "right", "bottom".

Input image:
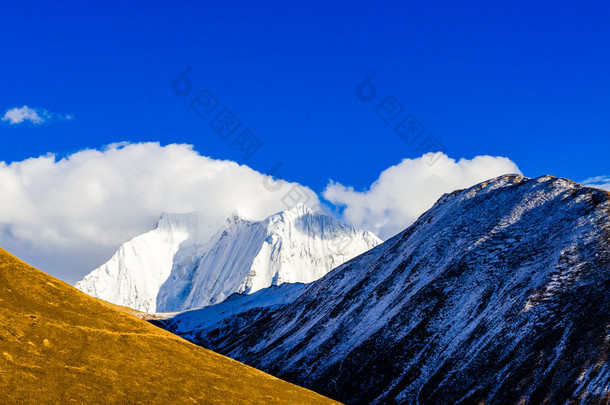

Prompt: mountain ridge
[
  {"left": 159, "top": 174, "right": 610, "bottom": 404},
  {"left": 76, "top": 204, "right": 381, "bottom": 312}
]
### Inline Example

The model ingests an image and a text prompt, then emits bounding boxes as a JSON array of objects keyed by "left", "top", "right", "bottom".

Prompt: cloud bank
[
  {"left": 2, "top": 105, "right": 73, "bottom": 125},
  {"left": 0, "top": 142, "right": 317, "bottom": 282},
  {"left": 323, "top": 153, "right": 521, "bottom": 239},
  {"left": 0, "top": 143, "right": 521, "bottom": 283}
]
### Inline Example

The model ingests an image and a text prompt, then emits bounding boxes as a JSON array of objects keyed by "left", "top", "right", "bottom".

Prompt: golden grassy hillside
[{"left": 0, "top": 248, "right": 338, "bottom": 404}]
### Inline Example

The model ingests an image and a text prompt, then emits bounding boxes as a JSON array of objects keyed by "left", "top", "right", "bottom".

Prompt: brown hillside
[{"left": 0, "top": 248, "right": 338, "bottom": 404}]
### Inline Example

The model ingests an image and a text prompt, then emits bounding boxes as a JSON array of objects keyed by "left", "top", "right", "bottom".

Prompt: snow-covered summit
[
  {"left": 74, "top": 211, "right": 215, "bottom": 313},
  {"left": 75, "top": 205, "right": 381, "bottom": 312},
  {"left": 155, "top": 212, "right": 205, "bottom": 233},
  {"left": 156, "top": 203, "right": 381, "bottom": 311}
]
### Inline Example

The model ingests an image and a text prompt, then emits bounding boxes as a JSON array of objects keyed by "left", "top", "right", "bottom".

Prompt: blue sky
[
  {"left": 2, "top": 0, "right": 610, "bottom": 191},
  {"left": 2, "top": 1, "right": 610, "bottom": 281}
]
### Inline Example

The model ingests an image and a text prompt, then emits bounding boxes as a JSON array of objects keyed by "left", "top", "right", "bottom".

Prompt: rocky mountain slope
[
  {"left": 0, "top": 248, "right": 337, "bottom": 404},
  {"left": 153, "top": 282, "right": 309, "bottom": 349},
  {"left": 76, "top": 204, "right": 381, "bottom": 312},
  {"left": 160, "top": 175, "right": 610, "bottom": 404}
]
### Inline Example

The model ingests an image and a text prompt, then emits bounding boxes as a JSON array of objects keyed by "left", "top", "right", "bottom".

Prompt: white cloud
[
  {"left": 582, "top": 176, "right": 610, "bottom": 191},
  {"left": 0, "top": 142, "right": 318, "bottom": 283},
  {"left": 0, "top": 145, "right": 520, "bottom": 283},
  {"left": 2, "top": 106, "right": 47, "bottom": 124},
  {"left": 2, "top": 105, "right": 73, "bottom": 125},
  {"left": 323, "top": 153, "right": 521, "bottom": 240}
]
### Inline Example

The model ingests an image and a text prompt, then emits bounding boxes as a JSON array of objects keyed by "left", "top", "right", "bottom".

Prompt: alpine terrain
[
  {"left": 159, "top": 175, "right": 610, "bottom": 404},
  {"left": 76, "top": 204, "right": 381, "bottom": 312},
  {"left": 0, "top": 248, "right": 337, "bottom": 404}
]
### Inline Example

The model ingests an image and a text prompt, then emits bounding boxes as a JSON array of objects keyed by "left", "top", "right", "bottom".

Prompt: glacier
[{"left": 75, "top": 204, "right": 381, "bottom": 312}]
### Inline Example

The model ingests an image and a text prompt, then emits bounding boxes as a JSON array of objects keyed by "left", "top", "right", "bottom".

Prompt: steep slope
[
  {"left": 75, "top": 212, "right": 215, "bottom": 312},
  {"left": 77, "top": 204, "right": 381, "bottom": 312},
  {"left": 0, "top": 248, "right": 337, "bottom": 404},
  {"left": 163, "top": 175, "right": 610, "bottom": 404},
  {"left": 154, "top": 283, "right": 309, "bottom": 349}
]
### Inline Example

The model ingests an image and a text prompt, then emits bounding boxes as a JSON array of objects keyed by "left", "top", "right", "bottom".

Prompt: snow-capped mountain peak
[
  {"left": 155, "top": 212, "right": 209, "bottom": 235},
  {"left": 76, "top": 206, "right": 381, "bottom": 313}
]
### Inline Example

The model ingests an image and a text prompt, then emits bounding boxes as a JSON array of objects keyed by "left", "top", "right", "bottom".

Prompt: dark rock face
[{"left": 163, "top": 175, "right": 610, "bottom": 404}]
